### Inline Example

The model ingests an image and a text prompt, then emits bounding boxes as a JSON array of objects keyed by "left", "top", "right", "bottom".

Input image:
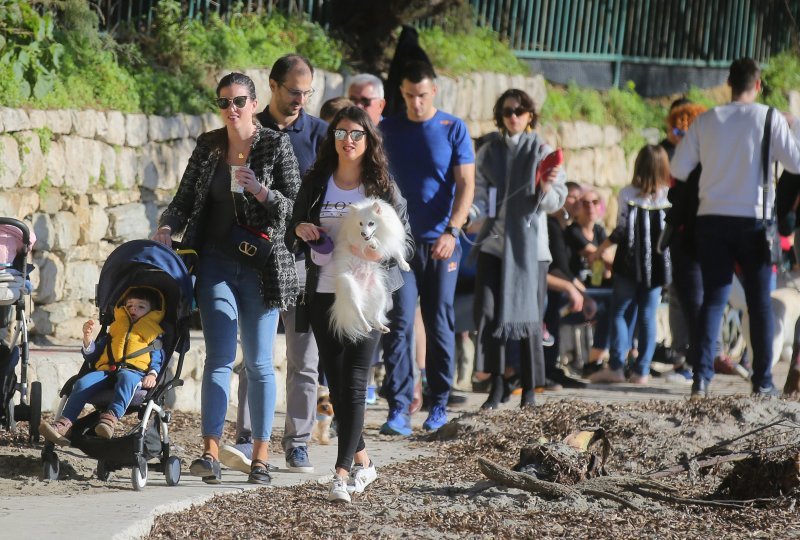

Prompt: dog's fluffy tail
[{"left": 330, "top": 274, "right": 373, "bottom": 343}]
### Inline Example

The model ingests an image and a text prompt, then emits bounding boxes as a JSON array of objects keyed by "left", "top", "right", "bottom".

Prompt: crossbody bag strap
[{"left": 762, "top": 106, "right": 775, "bottom": 226}]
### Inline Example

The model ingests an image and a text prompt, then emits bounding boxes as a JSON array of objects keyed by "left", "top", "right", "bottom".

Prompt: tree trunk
[{"left": 329, "top": 0, "right": 462, "bottom": 73}]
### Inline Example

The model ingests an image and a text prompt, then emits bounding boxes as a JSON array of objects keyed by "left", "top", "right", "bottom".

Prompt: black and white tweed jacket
[{"left": 159, "top": 124, "right": 301, "bottom": 310}]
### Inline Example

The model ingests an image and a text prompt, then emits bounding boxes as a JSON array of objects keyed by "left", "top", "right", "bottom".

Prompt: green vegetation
[
  {"left": 761, "top": 50, "right": 800, "bottom": 110},
  {"left": 34, "top": 127, "right": 52, "bottom": 155},
  {"left": 1, "top": 0, "right": 799, "bottom": 157},
  {"left": 0, "top": 0, "right": 343, "bottom": 115},
  {"left": 540, "top": 81, "right": 669, "bottom": 154},
  {"left": 37, "top": 175, "right": 51, "bottom": 198},
  {"left": 419, "top": 26, "right": 528, "bottom": 76}
]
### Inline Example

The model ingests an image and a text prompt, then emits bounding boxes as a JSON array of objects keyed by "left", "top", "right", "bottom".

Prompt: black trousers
[
  {"left": 473, "top": 252, "right": 546, "bottom": 390},
  {"left": 309, "top": 293, "right": 379, "bottom": 472}
]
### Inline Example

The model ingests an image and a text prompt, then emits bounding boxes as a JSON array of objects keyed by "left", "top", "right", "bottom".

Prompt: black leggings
[{"left": 309, "top": 293, "right": 379, "bottom": 472}]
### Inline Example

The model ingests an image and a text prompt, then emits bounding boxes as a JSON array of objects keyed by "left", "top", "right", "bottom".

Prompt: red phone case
[{"left": 536, "top": 148, "right": 564, "bottom": 186}]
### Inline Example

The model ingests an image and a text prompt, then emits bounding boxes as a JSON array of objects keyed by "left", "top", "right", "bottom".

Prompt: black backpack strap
[
  {"left": 762, "top": 106, "right": 775, "bottom": 226},
  {"left": 107, "top": 339, "right": 162, "bottom": 374}
]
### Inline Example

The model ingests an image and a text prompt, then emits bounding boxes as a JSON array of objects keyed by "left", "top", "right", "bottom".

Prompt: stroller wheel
[
  {"left": 96, "top": 460, "right": 111, "bottom": 481},
  {"left": 29, "top": 381, "right": 42, "bottom": 443},
  {"left": 131, "top": 456, "right": 148, "bottom": 491},
  {"left": 165, "top": 456, "right": 181, "bottom": 486},
  {"left": 42, "top": 451, "right": 60, "bottom": 480}
]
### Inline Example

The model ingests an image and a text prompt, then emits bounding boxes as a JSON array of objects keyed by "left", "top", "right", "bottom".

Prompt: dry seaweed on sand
[{"left": 137, "top": 397, "right": 800, "bottom": 538}]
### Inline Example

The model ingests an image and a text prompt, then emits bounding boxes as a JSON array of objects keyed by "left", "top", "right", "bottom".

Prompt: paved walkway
[{"left": 0, "top": 359, "right": 790, "bottom": 540}]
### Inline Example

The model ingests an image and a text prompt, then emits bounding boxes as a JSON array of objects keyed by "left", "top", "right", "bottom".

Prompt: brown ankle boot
[
  {"left": 95, "top": 412, "right": 118, "bottom": 439},
  {"left": 40, "top": 417, "right": 72, "bottom": 446}
]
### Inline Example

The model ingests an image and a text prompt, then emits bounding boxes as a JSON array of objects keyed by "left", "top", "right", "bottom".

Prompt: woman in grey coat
[{"left": 472, "top": 89, "right": 567, "bottom": 409}]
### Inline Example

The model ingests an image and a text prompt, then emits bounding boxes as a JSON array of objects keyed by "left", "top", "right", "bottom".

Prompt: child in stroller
[
  {"left": 0, "top": 217, "right": 40, "bottom": 441},
  {"left": 41, "top": 239, "right": 195, "bottom": 490},
  {"left": 40, "top": 287, "right": 166, "bottom": 445}
]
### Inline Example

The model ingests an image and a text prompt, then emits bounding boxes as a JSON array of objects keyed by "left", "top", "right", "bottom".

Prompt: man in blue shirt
[
  {"left": 219, "top": 54, "right": 327, "bottom": 475},
  {"left": 380, "top": 61, "right": 475, "bottom": 434}
]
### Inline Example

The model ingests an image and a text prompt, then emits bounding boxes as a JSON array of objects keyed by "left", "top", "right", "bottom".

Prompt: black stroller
[
  {"left": 41, "top": 240, "right": 195, "bottom": 490},
  {"left": 0, "top": 217, "right": 41, "bottom": 442}
]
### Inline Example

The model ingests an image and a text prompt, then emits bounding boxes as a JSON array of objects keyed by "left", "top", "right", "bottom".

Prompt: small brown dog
[{"left": 311, "top": 394, "right": 334, "bottom": 445}]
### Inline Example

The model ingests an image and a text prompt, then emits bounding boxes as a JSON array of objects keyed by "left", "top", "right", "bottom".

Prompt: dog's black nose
[{"left": 361, "top": 232, "right": 367, "bottom": 237}]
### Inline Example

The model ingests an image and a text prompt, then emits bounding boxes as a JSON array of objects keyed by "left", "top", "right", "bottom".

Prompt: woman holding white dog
[
  {"left": 472, "top": 88, "right": 567, "bottom": 410},
  {"left": 289, "top": 106, "right": 414, "bottom": 503}
]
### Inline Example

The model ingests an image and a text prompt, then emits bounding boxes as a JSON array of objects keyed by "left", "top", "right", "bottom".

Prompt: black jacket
[
  {"left": 287, "top": 175, "right": 415, "bottom": 331},
  {"left": 159, "top": 125, "right": 301, "bottom": 309}
]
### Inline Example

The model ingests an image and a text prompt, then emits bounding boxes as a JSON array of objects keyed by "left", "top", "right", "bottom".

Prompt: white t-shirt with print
[{"left": 316, "top": 176, "right": 367, "bottom": 293}]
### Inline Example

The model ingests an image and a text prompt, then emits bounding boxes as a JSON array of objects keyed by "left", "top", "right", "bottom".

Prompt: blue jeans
[
  {"left": 196, "top": 248, "right": 280, "bottom": 441},
  {"left": 609, "top": 274, "right": 662, "bottom": 376},
  {"left": 691, "top": 216, "right": 773, "bottom": 389},
  {"left": 382, "top": 241, "right": 461, "bottom": 410},
  {"left": 62, "top": 369, "right": 144, "bottom": 421}
]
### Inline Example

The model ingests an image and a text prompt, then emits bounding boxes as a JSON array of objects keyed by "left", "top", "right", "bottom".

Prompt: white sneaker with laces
[
  {"left": 347, "top": 462, "right": 377, "bottom": 494},
  {"left": 328, "top": 475, "right": 351, "bottom": 503}
]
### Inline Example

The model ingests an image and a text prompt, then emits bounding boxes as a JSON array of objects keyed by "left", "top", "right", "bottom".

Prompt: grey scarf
[{"left": 474, "top": 131, "right": 549, "bottom": 339}]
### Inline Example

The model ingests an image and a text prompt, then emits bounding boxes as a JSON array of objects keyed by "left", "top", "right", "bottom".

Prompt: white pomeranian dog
[{"left": 330, "top": 198, "right": 410, "bottom": 342}]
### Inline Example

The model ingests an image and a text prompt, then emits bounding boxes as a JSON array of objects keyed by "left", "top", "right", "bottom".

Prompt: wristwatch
[{"left": 445, "top": 226, "right": 460, "bottom": 238}]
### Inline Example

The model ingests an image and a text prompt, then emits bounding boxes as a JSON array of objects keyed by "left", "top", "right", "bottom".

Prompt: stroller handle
[{"left": 0, "top": 218, "right": 31, "bottom": 253}]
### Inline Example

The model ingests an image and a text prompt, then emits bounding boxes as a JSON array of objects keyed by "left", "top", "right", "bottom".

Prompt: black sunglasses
[
  {"left": 216, "top": 96, "right": 249, "bottom": 109},
  {"left": 349, "top": 96, "right": 378, "bottom": 108},
  {"left": 333, "top": 129, "right": 367, "bottom": 142},
  {"left": 502, "top": 106, "right": 529, "bottom": 118}
]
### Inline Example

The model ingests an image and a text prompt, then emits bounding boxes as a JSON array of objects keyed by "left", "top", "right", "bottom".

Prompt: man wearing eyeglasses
[
  {"left": 379, "top": 61, "right": 475, "bottom": 436},
  {"left": 347, "top": 73, "right": 386, "bottom": 127},
  {"left": 219, "top": 54, "right": 327, "bottom": 476}
]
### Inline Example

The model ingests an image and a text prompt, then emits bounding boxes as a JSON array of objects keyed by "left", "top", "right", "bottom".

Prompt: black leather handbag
[{"left": 224, "top": 191, "right": 274, "bottom": 269}]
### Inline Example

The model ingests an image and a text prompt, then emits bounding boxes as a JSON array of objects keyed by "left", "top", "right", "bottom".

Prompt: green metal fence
[
  {"left": 465, "top": 0, "right": 798, "bottom": 67},
  {"left": 92, "top": 0, "right": 799, "bottom": 68}
]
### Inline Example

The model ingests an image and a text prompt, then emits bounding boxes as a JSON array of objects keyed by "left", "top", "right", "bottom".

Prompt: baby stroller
[
  {"left": 41, "top": 240, "right": 195, "bottom": 490},
  {"left": 0, "top": 218, "right": 40, "bottom": 442}
]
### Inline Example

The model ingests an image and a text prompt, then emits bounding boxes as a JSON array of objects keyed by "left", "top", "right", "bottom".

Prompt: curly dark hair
[
  {"left": 492, "top": 88, "right": 538, "bottom": 132},
  {"left": 303, "top": 106, "right": 393, "bottom": 197}
]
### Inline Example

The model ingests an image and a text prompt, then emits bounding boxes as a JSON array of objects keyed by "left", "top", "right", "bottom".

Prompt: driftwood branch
[
  {"left": 649, "top": 445, "right": 791, "bottom": 479},
  {"left": 629, "top": 488, "right": 755, "bottom": 509},
  {"left": 580, "top": 489, "right": 642, "bottom": 510},
  {"left": 477, "top": 457, "right": 577, "bottom": 499}
]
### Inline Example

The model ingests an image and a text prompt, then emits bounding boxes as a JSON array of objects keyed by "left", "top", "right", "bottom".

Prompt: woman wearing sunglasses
[
  {"left": 471, "top": 88, "right": 567, "bottom": 410},
  {"left": 288, "top": 106, "right": 413, "bottom": 503},
  {"left": 152, "top": 72, "right": 301, "bottom": 485}
]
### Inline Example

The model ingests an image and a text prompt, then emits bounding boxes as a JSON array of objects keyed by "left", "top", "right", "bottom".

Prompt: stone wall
[{"left": 0, "top": 69, "right": 634, "bottom": 411}]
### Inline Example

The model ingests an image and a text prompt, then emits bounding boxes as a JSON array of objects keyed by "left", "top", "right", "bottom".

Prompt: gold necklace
[{"left": 238, "top": 151, "right": 245, "bottom": 159}]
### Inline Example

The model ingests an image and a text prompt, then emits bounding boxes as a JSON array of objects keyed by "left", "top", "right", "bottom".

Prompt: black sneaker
[
  {"left": 189, "top": 454, "right": 222, "bottom": 484},
  {"left": 447, "top": 392, "right": 468, "bottom": 406}
]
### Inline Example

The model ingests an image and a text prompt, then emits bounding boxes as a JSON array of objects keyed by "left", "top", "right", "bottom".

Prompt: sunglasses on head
[
  {"left": 502, "top": 106, "right": 528, "bottom": 118},
  {"left": 334, "top": 128, "right": 367, "bottom": 142},
  {"left": 349, "top": 96, "right": 378, "bottom": 108},
  {"left": 216, "top": 96, "right": 249, "bottom": 109}
]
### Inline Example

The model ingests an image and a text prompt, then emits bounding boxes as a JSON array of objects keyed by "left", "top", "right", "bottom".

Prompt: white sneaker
[
  {"left": 347, "top": 462, "right": 377, "bottom": 494},
  {"left": 328, "top": 476, "right": 351, "bottom": 503}
]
